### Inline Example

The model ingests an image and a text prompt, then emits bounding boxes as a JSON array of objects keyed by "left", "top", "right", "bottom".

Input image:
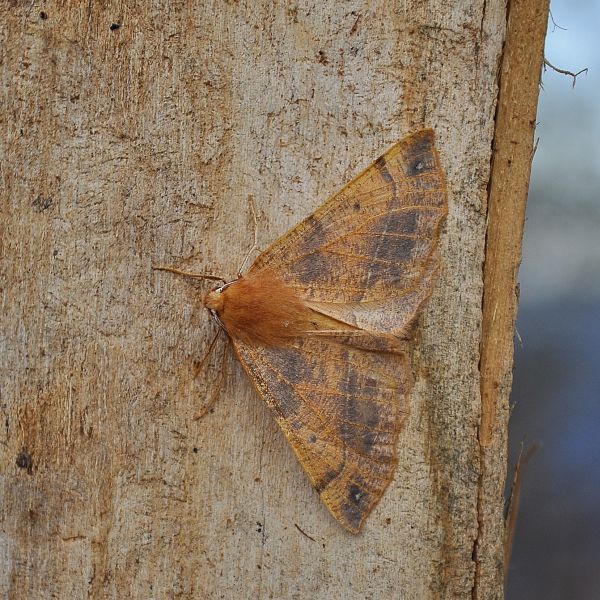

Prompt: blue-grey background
[{"left": 506, "top": 2, "right": 600, "bottom": 598}]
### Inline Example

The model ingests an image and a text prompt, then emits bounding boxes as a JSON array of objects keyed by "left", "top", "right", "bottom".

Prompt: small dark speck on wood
[
  {"left": 32, "top": 195, "right": 53, "bottom": 212},
  {"left": 16, "top": 450, "right": 33, "bottom": 474},
  {"left": 317, "top": 50, "right": 329, "bottom": 65}
]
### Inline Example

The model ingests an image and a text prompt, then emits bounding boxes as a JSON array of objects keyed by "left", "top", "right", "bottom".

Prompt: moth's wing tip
[
  {"left": 320, "top": 461, "right": 399, "bottom": 535},
  {"left": 410, "top": 127, "right": 435, "bottom": 142},
  {"left": 341, "top": 519, "right": 363, "bottom": 535},
  {"left": 321, "top": 499, "right": 365, "bottom": 535}
]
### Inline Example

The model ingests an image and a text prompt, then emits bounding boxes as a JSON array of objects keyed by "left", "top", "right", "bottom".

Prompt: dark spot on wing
[
  {"left": 337, "top": 354, "right": 388, "bottom": 455},
  {"left": 315, "top": 468, "right": 342, "bottom": 493},
  {"left": 349, "top": 484, "right": 363, "bottom": 502},
  {"left": 309, "top": 434, "right": 317, "bottom": 443},
  {"left": 263, "top": 213, "right": 328, "bottom": 272},
  {"left": 296, "top": 215, "right": 327, "bottom": 254},
  {"left": 288, "top": 252, "right": 332, "bottom": 285},
  {"left": 262, "top": 345, "right": 314, "bottom": 387},
  {"left": 339, "top": 423, "right": 384, "bottom": 456},
  {"left": 407, "top": 156, "right": 434, "bottom": 176},
  {"left": 348, "top": 394, "right": 380, "bottom": 429},
  {"left": 341, "top": 500, "right": 362, "bottom": 529},
  {"left": 410, "top": 130, "right": 433, "bottom": 154},
  {"left": 341, "top": 481, "right": 373, "bottom": 529},
  {"left": 243, "top": 347, "right": 307, "bottom": 415},
  {"left": 375, "top": 156, "right": 398, "bottom": 208},
  {"left": 385, "top": 209, "right": 418, "bottom": 235},
  {"left": 404, "top": 132, "right": 435, "bottom": 176},
  {"left": 349, "top": 233, "right": 422, "bottom": 264},
  {"left": 375, "top": 157, "right": 394, "bottom": 183}
]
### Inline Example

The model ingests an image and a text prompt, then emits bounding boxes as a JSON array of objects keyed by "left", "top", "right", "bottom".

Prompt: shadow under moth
[{"left": 154, "top": 129, "right": 447, "bottom": 533}]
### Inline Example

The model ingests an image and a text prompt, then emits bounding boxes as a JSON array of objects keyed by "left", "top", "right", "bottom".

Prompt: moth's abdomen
[{"left": 217, "top": 270, "right": 312, "bottom": 347}]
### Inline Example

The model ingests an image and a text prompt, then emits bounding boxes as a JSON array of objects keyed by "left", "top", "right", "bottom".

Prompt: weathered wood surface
[
  {"left": 477, "top": 0, "right": 550, "bottom": 596},
  {"left": 0, "top": 1, "right": 546, "bottom": 598}
]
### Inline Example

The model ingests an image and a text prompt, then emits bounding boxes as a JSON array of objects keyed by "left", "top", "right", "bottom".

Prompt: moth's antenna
[
  {"left": 237, "top": 196, "right": 259, "bottom": 278},
  {"left": 152, "top": 264, "right": 226, "bottom": 284}
]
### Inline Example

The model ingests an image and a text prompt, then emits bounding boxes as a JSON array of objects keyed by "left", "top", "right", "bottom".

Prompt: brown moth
[{"left": 156, "top": 129, "right": 447, "bottom": 533}]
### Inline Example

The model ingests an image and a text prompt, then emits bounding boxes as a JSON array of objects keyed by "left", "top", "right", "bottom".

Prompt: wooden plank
[{"left": 0, "top": 1, "right": 544, "bottom": 597}]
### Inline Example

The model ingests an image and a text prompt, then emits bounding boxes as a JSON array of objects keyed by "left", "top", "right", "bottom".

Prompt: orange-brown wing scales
[
  {"left": 305, "top": 257, "right": 439, "bottom": 337},
  {"left": 280, "top": 207, "right": 441, "bottom": 300},
  {"left": 251, "top": 130, "right": 444, "bottom": 272},
  {"left": 233, "top": 334, "right": 411, "bottom": 533},
  {"left": 249, "top": 129, "right": 447, "bottom": 336}
]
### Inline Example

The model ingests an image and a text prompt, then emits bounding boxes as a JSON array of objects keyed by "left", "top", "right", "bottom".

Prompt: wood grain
[{"left": 0, "top": 1, "right": 546, "bottom": 598}]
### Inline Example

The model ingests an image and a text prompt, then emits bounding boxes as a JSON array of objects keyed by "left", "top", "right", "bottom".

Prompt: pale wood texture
[{"left": 0, "top": 2, "right": 546, "bottom": 599}]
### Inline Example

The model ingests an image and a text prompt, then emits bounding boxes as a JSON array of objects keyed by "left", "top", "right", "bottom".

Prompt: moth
[{"left": 155, "top": 129, "right": 447, "bottom": 533}]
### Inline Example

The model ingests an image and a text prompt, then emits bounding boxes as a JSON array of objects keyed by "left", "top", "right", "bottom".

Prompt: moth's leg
[
  {"left": 176, "top": 328, "right": 220, "bottom": 401},
  {"left": 237, "top": 196, "right": 260, "bottom": 277},
  {"left": 151, "top": 264, "right": 226, "bottom": 283},
  {"left": 193, "top": 336, "right": 230, "bottom": 421},
  {"left": 192, "top": 328, "right": 223, "bottom": 380}
]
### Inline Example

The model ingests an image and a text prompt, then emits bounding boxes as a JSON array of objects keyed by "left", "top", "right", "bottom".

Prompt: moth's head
[
  {"left": 203, "top": 286, "right": 225, "bottom": 313},
  {"left": 201, "top": 272, "right": 312, "bottom": 347}
]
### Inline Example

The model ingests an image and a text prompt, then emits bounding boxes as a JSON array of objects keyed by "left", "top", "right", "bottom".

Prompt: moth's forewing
[
  {"left": 250, "top": 129, "right": 447, "bottom": 336},
  {"left": 233, "top": 333, "right": 410, "bottom": 533}
]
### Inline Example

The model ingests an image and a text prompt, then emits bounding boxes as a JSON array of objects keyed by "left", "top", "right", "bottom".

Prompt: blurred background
[{"left": 506, "top": 1, "right": 600, "bottom": 598}]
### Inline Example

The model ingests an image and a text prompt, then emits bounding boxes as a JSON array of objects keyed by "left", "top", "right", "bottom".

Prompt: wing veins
[
  {"left": 344, "top": 183, "right": 441, "bottom": 201},
  {"left": 273, "top": 205, "right": 444, "bottom": 270},
  {"left": 248, "top": 348, "right": 401, "bottom": 470},
  {"left": 296, "top": 382, "right": 396, "bottom": 407},
  {"left": 323, "top": 248, "right": 415, "bottom": 268},
  {"left": 294, "top": 249, "right": 437, "bottom": 305},
  {"left": 288, "top": 344, "right": 395, "bottom": 382}
]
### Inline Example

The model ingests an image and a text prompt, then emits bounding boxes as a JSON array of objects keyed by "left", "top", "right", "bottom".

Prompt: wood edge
[{"left": 473, "top": 0, "right": 550, "bottom": 596}]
